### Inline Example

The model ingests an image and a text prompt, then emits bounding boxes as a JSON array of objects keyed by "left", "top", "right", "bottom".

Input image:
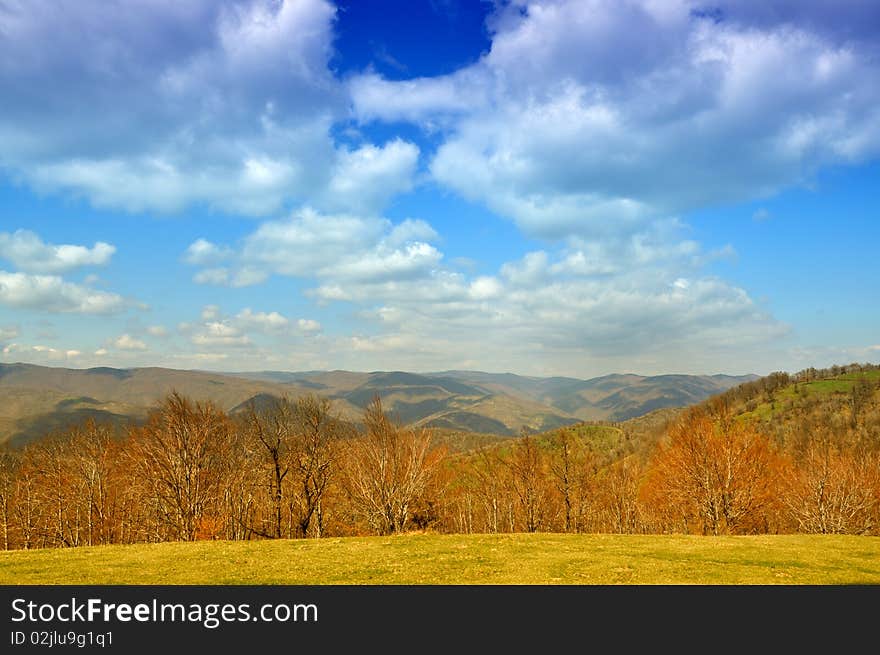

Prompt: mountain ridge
[{"left": 0, "top": 362, "right": 757, "bottom": 446}]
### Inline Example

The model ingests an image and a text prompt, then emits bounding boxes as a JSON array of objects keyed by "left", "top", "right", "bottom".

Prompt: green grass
[
  {"left": 539, "top": 424, "right": 624, "bottom": 454},
  {"left": 740, "top": 370, "right": 879, "bottom": 421},
  {"left": 2, "top": 534, "right": 879, "bottom": 585}
]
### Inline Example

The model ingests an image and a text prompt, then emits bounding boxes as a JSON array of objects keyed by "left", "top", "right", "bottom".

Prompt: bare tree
[
  {"left": 784, "top": 430, "right": 879, "bottom": 534},
  {"left": 467, "top": 447, "right": 509, "bottom": 533},
  {"left": 599, "top": 458, "right": 645, "bottom": 534},
  {"left": 342, "top": 397, "right": 442, "bottom": 535},
  {"left": 13, "top": 458, "right": 42, "bottom": 549},
  {"left": 242, "top": 397, "right": 294, "bottom": 539},
  {"left": 30, "top": 435, "right": 79, "bottom": 547},
  {"left": 128, "top": 392, "right": 230, "bottom": 541},
  {"left": 289, "top": 395, "right": 343, "bottom": 538},
  {"left": 67, "top": 420, "right": 117, "bottom": 546},
  {"left": 505, "top": 435, "right": 548, "bottom": 533},
  {"left": 549, "top": 429, "right": 597, "bottom": 533},
  {"left": 243, "top": 394, "right": 344, "bottom": 539},
  {"left": 0, "top": 451, "right": 18, "bottom": 550}
]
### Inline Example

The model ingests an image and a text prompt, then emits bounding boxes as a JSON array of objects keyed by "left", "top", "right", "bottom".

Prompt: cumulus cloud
[
  {"left": 191, "top": 321, "right": 252, "bottom": 348},
  {"left": 183, "top": 239, "right": 233, "bottom": 266},
  {"left": 5, "top": 0, "right": 861, "bottom": 375},
  {"left": 201, "top": 306, "right": 221, "bottom": 321},
  {"left": 298, "top": 219, "right": 787, "bottom": 374},
  {"left": 348, "top": 69, "right": 491, "bottom": 125},
  {"left": 0, "top": 0, "right": 351, "bottom": 215},
  {"left": 176, "top": 199, "right": 786, "bottom": 373},
  {"left": 235, "top": 308, "right": 290, "bottom": 332},
  {"left": 182, "top": 305, "right": 300, "bottom": 351},
  {"left": 147, "top": 325, "right": 169, "bottom": 337},
  {"left": 318, "top": 139, "right": 420, "bottom": 214},
  {"left": 112, "top": 334, "right": 148, "bottom": 351},
  {"left": 0, "top": 271, "right": 125, "bottom": 314},
  {"left": 297, "top": 318, "right": 322, "bottom": 333},
  {"left": 0, "top": 230, "right": 115, "bottom": 273},
  {"left": 193, "top": 268, "right": 231, "bottom": 286},
  {"left": 1, "top": 343, "right": 82, "bottom": 362},
  {"left": 352, "top": 0, "right": 880, "bottom": 238},
  {"left": 187, "top": 207, "right": 443, "bottom": 287}
]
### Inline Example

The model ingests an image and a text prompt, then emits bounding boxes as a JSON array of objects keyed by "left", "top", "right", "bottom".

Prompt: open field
[{"left": 2, "top": 534, "right": 879, "bottom": 585}]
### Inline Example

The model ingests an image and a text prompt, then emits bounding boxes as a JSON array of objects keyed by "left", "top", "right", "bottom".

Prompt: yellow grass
[{"left": 2, "top": 533, "right": 879, "bottom": 585}]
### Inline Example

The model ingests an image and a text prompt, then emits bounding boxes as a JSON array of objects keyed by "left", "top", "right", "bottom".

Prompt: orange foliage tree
[{"left": 642, "top": 410, "right": 781, "bottom": 535}]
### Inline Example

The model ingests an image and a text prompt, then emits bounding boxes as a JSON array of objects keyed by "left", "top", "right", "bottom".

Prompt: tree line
[{"left": 0, "top": 366, "right": 878, "bottom": 549}]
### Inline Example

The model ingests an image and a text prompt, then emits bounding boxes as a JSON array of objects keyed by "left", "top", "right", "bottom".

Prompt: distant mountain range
[{"left": 0, "top": 363, "right": 756, "bottom": 446}]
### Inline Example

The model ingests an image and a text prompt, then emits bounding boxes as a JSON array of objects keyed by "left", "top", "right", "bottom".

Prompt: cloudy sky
[{"left": 0, "top": 0, "right": 878, "bottom": 377}]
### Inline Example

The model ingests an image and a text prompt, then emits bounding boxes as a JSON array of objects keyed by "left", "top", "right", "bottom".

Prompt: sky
[{"left": 0, "top": 0, "right": 878, "bottom": 378}]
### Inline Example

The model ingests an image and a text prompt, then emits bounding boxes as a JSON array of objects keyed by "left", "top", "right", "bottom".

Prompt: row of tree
[
  {"left": 0, "top": 372, "right": 878, "bottom": 549},
  {"left": 0, "top": 393, "right": 444, "bottom": 549},
  {"left": 441, "top": 402, "right": 879, "bottom": 537}
]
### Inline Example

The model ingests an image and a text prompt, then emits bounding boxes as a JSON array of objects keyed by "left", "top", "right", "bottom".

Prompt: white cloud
[
  {"left": 353, "top": 0, "right": 880, "bottom": 239},
  {"left": 188, "top": 208, "right": 443, "bottom": 288},
  {"left": 201, "top": 305, "right": 221, "bottom": 321},
  {"left": 191, "top": 321, "right": 252, "bottom": 348},
  {"left": 183, "top": 239, "right": 233, "bottom": 266},
  {"left": 297, "top": 318, "right": 322, "bottom": 333},
  {"left": 1, "top": 343, "right": 83, "bottom": 362},
  {"left": 0, "top": 0, "right": 346, "bottom": 215},
  {"left": 386, "top": 219, "right": 439, "bottom": 246},
  {"left": 330, "top": 242, "right": 442, "bottom": 283},
  {"left": 319, "top": 139, "right": 420, "bottom": 214},
  {"left": 157, "top": 305, "right": 320, "bottom": 365},
  {"left": 186, "top": 306, "right": 296, "bottom": 348},
  {"left": 0, "top": 270, "right": 125, "bottom": 314},
  {"left": 240, "top": 208, "right": 386, "bottom": 277},
  {"left": 0, "top": 229, "right": 115, "bottom": 273},
  {"left": 147, "top": 325, "right": 169, "bottom": 337},
  {"left": 291, "top": 217, "right": 789, "bottom": 375},
  {"left": 5, "top": 0, "right": 866, "bottom": 377},
  {"left": 235, "top": 308, "right": 290, "bottom": 332},
  {"left": 112, "top": 334, "right": 148, "bottom": 351},
  {"left": 468, "top": 276, "right": 502, "bottom": 300},
  {"left": 193, "top": 268, "right": 231, "bottom": 286},
  {"left": 230, "top": 267, "right": 269, "bottom": 288},
  {"left": 348, "top": 69, "right": 491, "bottom": 124}
]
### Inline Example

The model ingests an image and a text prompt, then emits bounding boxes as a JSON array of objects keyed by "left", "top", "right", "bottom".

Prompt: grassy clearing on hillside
[
  {"left": 2, "top": 534, "right": 879, "bottom": 585},
  {"left": 740, "top": 370, "right": 880, "bottom": 421}
]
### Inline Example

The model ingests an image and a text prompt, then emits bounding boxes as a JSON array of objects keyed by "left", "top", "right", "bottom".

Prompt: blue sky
[{"left": 0, "top": 0, "right": 878, "bottom": 377}]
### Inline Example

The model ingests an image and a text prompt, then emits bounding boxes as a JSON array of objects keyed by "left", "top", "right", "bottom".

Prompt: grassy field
[{"left": 2, "top": 533, "right": 879, "bottom": 585}]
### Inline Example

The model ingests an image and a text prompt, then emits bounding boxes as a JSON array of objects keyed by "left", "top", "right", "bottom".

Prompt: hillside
[
  {"left": 0, "top": 363, "right": 754, "bottom": 445},
  {"left": 432, "top": 370, "right": 755, "bottom": 421},
  {"left": 0, "top": 364, "right": 326, "bottom": 446},
  {"left": 235, "top": 368, "right": 754, "bottom": 427},
  {"left": 710, "top": 365, "right": 880, "bottom": 449}
]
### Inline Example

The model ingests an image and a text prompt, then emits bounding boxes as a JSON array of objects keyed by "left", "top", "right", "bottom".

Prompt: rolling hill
[
  {"left": 0, "top": 362, "right": 755, "bottom": 446},
  {"left": 429, "top": 370, "right": 755, "bottom": 421}
]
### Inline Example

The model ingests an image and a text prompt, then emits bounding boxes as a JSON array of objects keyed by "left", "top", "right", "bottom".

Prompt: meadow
[{"left": 2, "top": 533, "right": 879, "bottom": 585}]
